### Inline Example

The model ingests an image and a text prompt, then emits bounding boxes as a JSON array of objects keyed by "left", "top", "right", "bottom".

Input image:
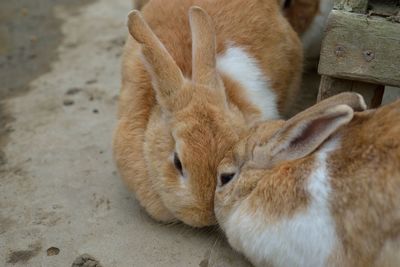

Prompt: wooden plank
[
  {"left": 350, "top": 81, "right": 385, "bottom": 108},
  {"left": 369, "top": 0, "right": 400, "bottom": 17},
  {"left": 318, "top": 75, "right": 383, "bottom": 107},
  {"left": 334, "top": 0, "right": 368, "bottom": 13},
  {"left": 318, "top": 10, "right": 400, "bottom": 87},
  {"left": 318, "top": 76, "right": 351, "bottom": 101}
]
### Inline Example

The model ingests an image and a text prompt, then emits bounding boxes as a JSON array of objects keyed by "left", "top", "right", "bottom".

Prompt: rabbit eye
[
  {"left": 283, "top": 0, "right": 291, "bottom": 9},
  {"left": 219, "top": 173, "right": 235, "bottom": 186},
  {"left": 174, "top": 152, "right": 183, "bottom": 175}
]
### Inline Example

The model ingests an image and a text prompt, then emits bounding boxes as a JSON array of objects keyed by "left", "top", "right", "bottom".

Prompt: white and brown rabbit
[
  {"left": 215, "top": 93, "right": 400, "bottom": 267},
  {"left": 280, "top": 0, "right": 334, "bottom": 62},
  {"left": 113, "top": 1, "right": 302, "bottom": 227}
]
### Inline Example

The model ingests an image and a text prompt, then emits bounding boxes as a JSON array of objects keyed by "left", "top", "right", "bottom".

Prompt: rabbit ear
[
  {"left": 284, "top": 92, "right": 366, "bottom": 128},
  {"left": 316, "top": 92, "right": 367, "bottom": 112},
  {"left": 127, "top": 11, "right": 184, "bottom": 109},
  {"left": 251, "top": 92, "right": 365, "bottom": 168},
  {"left": 189, "top": 7, "right": 221, "bottom": 89},
  {"left": 252, "top": 104, "right": 354, "bottom": 168}
]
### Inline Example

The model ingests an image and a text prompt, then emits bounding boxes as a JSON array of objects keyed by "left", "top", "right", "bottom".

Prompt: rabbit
[
  {"left": 215, "top": 92, "right": 400, "bottom": 267},
  {"left": 113, "top": 0, "right": 303, "bottom": 227},
  {"left": 131, "top": 0, "right": 333, "bottom": 62},
  {"left": 280, "top": 0, "right": 334, "bottom": 63}
]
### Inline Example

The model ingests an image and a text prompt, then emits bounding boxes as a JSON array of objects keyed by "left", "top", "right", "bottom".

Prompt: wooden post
[
  {"left": 318, "top": 76, "right": 384, "bottom": 108},
  {"left": 318, "top": 11, "right": 400, "bottom": 87},
  {"left": 334, "top": 0, "right": 368, "bottom": 13}
]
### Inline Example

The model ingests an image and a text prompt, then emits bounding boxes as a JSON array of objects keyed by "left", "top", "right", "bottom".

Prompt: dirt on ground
[{"left": 0, "top": 0, "right": 253, "bottom": 266}]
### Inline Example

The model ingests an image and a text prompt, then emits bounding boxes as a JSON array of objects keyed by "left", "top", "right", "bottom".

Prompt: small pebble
[
  {"left": 20, "top": 8, "right": 28, "bottom": 16},
  {"left": 46, "top": 247, "right": 60, "bottom": 256},
  {"left": 72, "top": 254, "right": 102, "bottom": 267},
  {"left": 66, "top": 88, "right": 81, "bottom": 95},
  {"left": 86, "top": 79, "right": 97, "bottom": 84},
  {"left": 30, "top": 35, "right": 37, "bottom": 43},
  {"left": 92, "top": 109, "right": 98, "bottom": 114},
  {"left": 63, "top": 99, "right": 74, "bottom": 106}
]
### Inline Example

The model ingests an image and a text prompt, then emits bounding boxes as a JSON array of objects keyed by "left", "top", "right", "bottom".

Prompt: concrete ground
[
  {"left": 0, "top": 0, "right": 398, "bottom": 266},
  {"left": 0, "top": 0, "right": 252, "bottom": 266}
]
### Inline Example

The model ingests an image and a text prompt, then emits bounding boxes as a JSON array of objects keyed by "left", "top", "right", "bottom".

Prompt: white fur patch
[
  {"left": 301, "top": 0, "right": 334, "bottom": 59},
  {"left": 224, "top": 140, "right": 339, "bottom": 267},
  {"left": 216, "top": 46, "right": 279, "bottom": 120}
]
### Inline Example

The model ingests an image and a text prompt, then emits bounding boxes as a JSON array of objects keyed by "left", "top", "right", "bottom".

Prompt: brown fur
[
  {"left": 215, "top": 98, "right": 400, "bottom": 265},
  {"left": 248, "top": 157, "right": 313, "bottom": 219},
  {"left": 282, "top": 0, "right": 320, "bottom": 35},
  {"left": 251, "top": 92, "right": 365, "bottom": 169},
  {"left": 132, "top": 0, "right": 321, "bottom": 36},
  {"left": 114, "top": 0, "right": 302, "bottom": 227},
  {"left": 139, "top": 0, "right": 302, "bottom": 111},
  {"left": 215, "top": 121, "right": 314, "bottom": 225},
  {"left": 328, "top": 104, "right": 400, "bottom": 266}
]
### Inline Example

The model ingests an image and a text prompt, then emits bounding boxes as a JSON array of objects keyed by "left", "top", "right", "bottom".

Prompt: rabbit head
[
  {"left": 127, "top": 8, "right": 251, "bottom": 227},
  {"left": 215, "top": 92, "right": 367, "bottom": 227}
]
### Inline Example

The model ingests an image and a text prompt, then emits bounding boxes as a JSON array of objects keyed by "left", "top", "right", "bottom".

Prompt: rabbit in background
[
  {"left": 132, "top": 0, "right": 334, "bottom": 63},
  {"left": 215, "top": 93, "right": 400, "bottom": 267},
  {"left": 281, "top": 0, "right": 334, "bottom": 63},
  {"left": 113, "top": 1, "right": 302, "bottom": 227}
]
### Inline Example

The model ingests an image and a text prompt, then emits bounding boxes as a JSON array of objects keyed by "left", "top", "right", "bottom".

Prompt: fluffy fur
[
  {"left": 132, "top": 0, "right": 333, "bottom": 52},
  {"left": 278, "top": 0, "right": 334, "bottom": 63},
  {"left": 217, "top": 45, "right": 280, "bottom": 121},
  {"left": 224, "top": 141, "right": 338, "bottom": 267},
  {"left": 215, "top": 94, "right": 400, "bottom": 266},
  {"left": 113, "top": 0, "right": 302, "bottom": 227},
  {"left": 299, "top": 0, "right": 334, "bottom": 60}
]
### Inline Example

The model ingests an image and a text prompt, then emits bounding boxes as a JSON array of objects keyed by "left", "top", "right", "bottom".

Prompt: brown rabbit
[
  {"left": 215, "top": 93, "right": 400, "bottom": 266},
  {"left": 113, "top": 1, "right": 302, "bottom": 227},
  {"left": 131, "top": 0, "right": 334, "bottom": 60}
]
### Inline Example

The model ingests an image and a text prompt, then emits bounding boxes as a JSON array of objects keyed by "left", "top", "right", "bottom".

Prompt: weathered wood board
[
  {"left": 369, "top": 0, "right": 400, "bottom": 17},
  {"left": 334, "top": 0, "right": 368, "bottom": 13},
  {"left": 317, "top": 75, "right": 384, "bottom": 107},
  {"left": 318, "top": 10, "right": 400, "bottom": 87},
  {"left": 334, "top": 0, "right": 400, "bottom": 14}
]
